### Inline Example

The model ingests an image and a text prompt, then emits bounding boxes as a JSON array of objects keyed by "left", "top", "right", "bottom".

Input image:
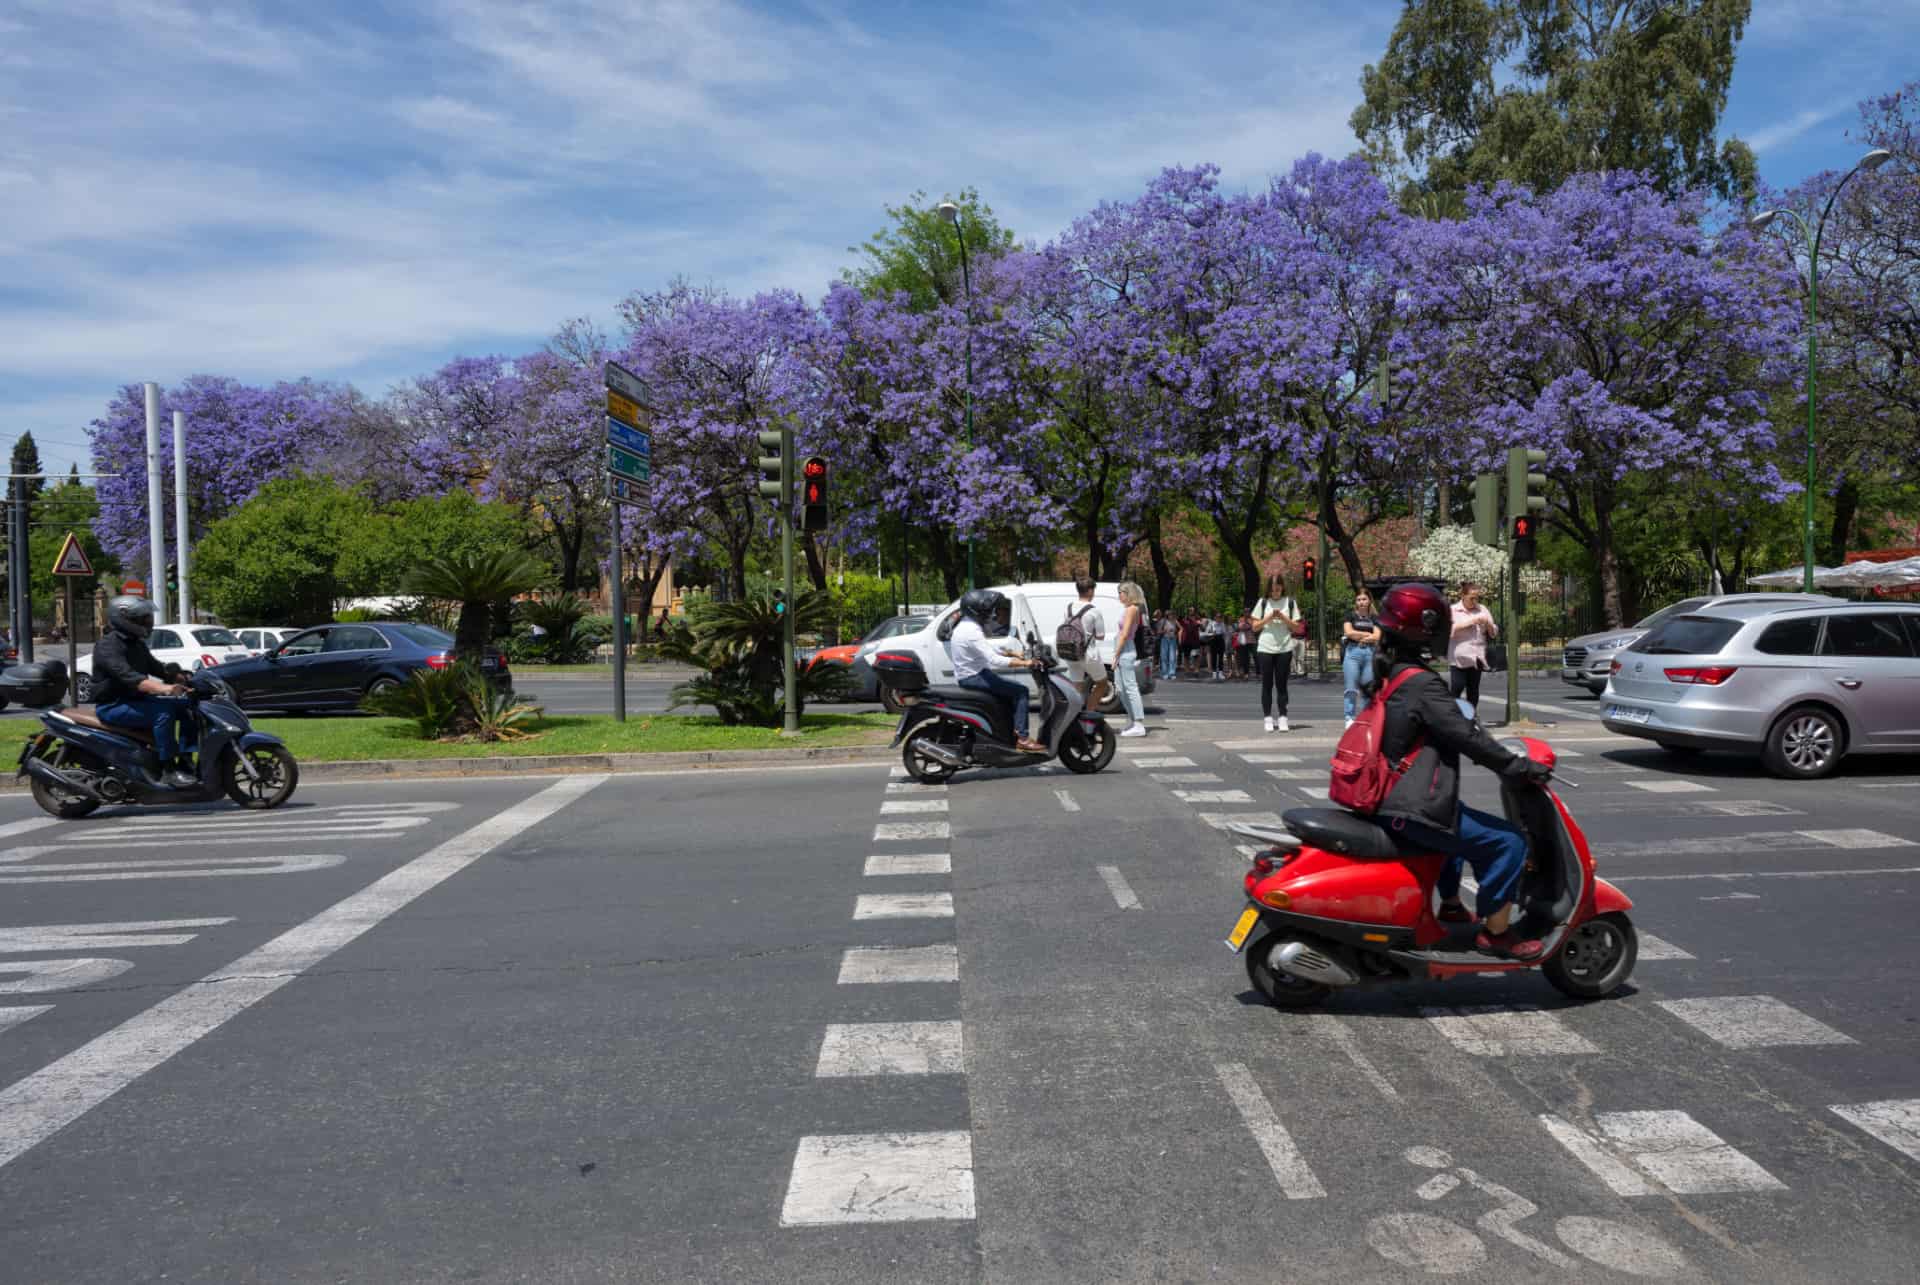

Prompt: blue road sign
[
  {"left": 609, "top": 445, "right": 651, "bottom": 484},
  {"left": 611, "top": 477, "right": 647, "bottom": 506},
  {"left": 606, "top": 418, "right": 651, "bottom": 456}
]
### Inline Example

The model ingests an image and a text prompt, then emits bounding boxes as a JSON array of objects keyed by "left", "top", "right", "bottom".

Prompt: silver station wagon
[{"left": 1602, "top": 601, "right": 1920, "bottom": 778}]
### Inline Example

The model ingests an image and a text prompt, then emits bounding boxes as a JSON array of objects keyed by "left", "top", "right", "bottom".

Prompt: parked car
[
  {"left": 234, "top": 626, "right": 300, "bottom": 658},
  {"left": 212, "top": 621, "right": 511, "bottom": 713},
  {"left": 1562, "top": 593, "right": 1836, "bottom": 695},
  {"left": 869, "top": 582, "right": 1156, "bottom": 715},
  {"left": 807, "top": 615, "right": 932, "bottom": 703},
  {"left": 71, "top": 624, "right": 254, "bottom": 703},
  {"left": 1601, "top": 600, "right": 1920, "bottom": 778}
]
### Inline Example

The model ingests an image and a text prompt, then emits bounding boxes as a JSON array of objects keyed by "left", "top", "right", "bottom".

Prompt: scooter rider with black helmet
[
  {"left": 91, "top": 595, "right": 198, "bottom": 788},
  {"left": 1369, "top": 582, "right": 1555, "bottom": 959},
  {"left": 950, "top": 589, "right": 1048, "bottom": 754}
]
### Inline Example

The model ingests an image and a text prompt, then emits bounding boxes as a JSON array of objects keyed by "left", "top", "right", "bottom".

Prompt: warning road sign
[{"left": 50, "top": 532, "right": 94, "bottom": 577}]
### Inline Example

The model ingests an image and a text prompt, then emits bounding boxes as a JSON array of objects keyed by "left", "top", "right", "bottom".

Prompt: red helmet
[{"left": 1375, "top": 581, "right": 1449, "bottom": 650}]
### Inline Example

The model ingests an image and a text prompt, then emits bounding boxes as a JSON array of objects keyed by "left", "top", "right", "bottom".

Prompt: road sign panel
[
  {"left": 610, "top": 477, "right": 648, "bottom": 506},
  {"left": 605, "top": 419, "right": 651, "bottom": 456},
  {"left": 50, "top": 532, "right": 94, "bottom": 577},
  {"left": 604, "top": 360, "right": 649, "bottom": 407},
  {"left": 607, "top": 390, "right": 644, "bottom": 428},
  {"left": 609, "top": 445, "right": 651, "bottom": 484}
]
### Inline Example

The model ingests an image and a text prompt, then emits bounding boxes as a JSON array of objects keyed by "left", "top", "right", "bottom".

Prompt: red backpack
[{"left": 1328, "top": 667, "right": 1427, "bottom": 815}]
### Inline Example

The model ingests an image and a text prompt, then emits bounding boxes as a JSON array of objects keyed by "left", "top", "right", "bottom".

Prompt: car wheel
[
  {"left": 366, "top": 676, "right": 401, "bottom": 699},
  {"left": 74, "top": 673, "right": 93, "bottom": 704},
  {"left": 1763, "top": 705, "right": 1844, "bottom": 779},
  {"left": 1586, "top": 682, "right": 1606, "bottom": 697}
]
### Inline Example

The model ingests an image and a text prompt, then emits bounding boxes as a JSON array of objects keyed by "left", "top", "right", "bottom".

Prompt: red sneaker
[
  {"left": 1437, "top": 903, "right": 1475, "bottom": 925},
  {"left": 1475, "top": 930, "right": 1545, "bottom": 962}
]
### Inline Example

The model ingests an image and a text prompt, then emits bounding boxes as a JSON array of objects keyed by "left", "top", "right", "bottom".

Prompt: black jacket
[
  {"left": 1375, "top": 659, "right": 1527, "bottom": 834},
  {"left": 90, "top": 629, "right": 169, "bottom": 706}
]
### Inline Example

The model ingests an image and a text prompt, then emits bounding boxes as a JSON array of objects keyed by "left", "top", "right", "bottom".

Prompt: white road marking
[
  {"left": 1214, "top": 1063, "right": 1325, "bottom": 1199},
  {"left": 1856, "top": 781, "right": 1920, "bottom": 789},
  {"left": 1421, "top": 1005, "right": 1598, "bottom": 1056},
  {"left": 1215, "top": 739, "right": 1284, "bottom": 751},
  {"left": 1264, "top": 769, "right": 1323, "bottom": 781},
  {"left": 815, "top": 1021, "right": 964, "bottom": 1077},
  {"left": 1130, "top": 756, "right": 1196, "bottom": 768},
  {"left": 852, "top": 893, "right": 954, "bottom": 920},
  {"left": 0, "top": 918, "right": 234, "bottom": 952},
  {"left": 0, "top": 854, "right": 347, "bottom": 883},
  {"left": 104, "top": 802, "right": 457, "bottom": 827},
  {"left": 0, "top": 775, "right": 605, "bottom": 1170},
  {"left": 779, "top": 1131, "right": 974, "bottom": 1225},
  {"left": 1198, "top": 812, "right": 1287, "bottom": 830},
  {"left": 1172, "top": 789, "right": 1254, "bottom": 804},
  {"left": 1239, "top": 753, "right": 1302, "bottom": 764},
  {"left": 0, "top": 958, "right": 136, "bottom": 994},
  {"left": 1798, "top": 828, "right": 1915, "bottom": 850},
  {"left": 1656, "top": 995, "right": 1855, "bottom": 1049},
  {"left": 878, "top": 798, "right": 948, "bottom": 815},
  {"left": 884, "top": 780, "right": 946, "bottom": 793},
  {"left": 1519, "top": 700, "right": 1601, "bottom": 722},
  {"left": 1608, "top": 829, "right": 1915, "bottom": 859},
  {"left": 1624, "top": 779, "right": 1716, "bottom": 794},
  {"left": 873, "top": 821, "right": 950, "bottom": 842},
  {"left": 1096, "top": 865, "right": 1141, "bottom": 910},
  {"left": 0, "top": 1007, "right": 51, "bottom": 1035},
  {"left": 0, "top": 818, "right": 64, "bottom": 841},
  {"left": 1701, "top": 800, "right": 1801, "bottom": 817},
  {"left": 1636, "top": 934, "right": 1694, "bottom": 960},
  {"left": 1150, "top": 772, "right": 1222, "bottom": 784},
  {"left": 836, "top": 944, "right": 958, "bottom": 984},
  {"left": 57, "top": 822, "right": 429, "bottom": 850},
  {"left": 1619, "top": 865, "right": 1920, "bottom": 883},
  {"left": 863, "top": 853, "right": 950, "bottom": 877},
  {"left": 1830, "top": 1100, "right": 1920, "bottom": 1164},
  {"left": 1701, "top": 891, "right": 1761, "bottom": 900},
  {"left": 1054, "top": 789, "right": 1081, "bottom": 813},
  {"left": 1308, "top": 1015, "right": 1398, "bottom": 1100},
  {"left": 1540, "top": 1110, "right": 1784, "bottom": 1195},
  {"left": 888, "top": 765, "right": 911, "bottom": 779}
]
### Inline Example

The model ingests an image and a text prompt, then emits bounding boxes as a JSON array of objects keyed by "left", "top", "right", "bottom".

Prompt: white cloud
[{"left": 1744, "top": 101, "right": 1855, "bottom": 154}]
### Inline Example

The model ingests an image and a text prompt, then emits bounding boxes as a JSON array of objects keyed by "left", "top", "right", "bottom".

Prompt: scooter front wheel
[
  {"left": 1244, "top": 932, "right": 1332, "bottom": 1009},
  {"left": 1058, "top": 721, "right": 1116, "bottom": 774},
  {"left": 223, "top": 745, "right": 299, "bottom": 809},
  {"left": 1543, "top": 912, "right": 1637, "bottom": 1000}
]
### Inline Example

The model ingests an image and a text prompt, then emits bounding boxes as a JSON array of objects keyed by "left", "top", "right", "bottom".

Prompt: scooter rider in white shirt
[{"left": 949, "top": 590, "right": 1048, "bottom": 753}]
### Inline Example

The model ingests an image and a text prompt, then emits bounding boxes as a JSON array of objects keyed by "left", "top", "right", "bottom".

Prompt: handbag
[{"left": 1285, "top": 597, "right": 1308, "bottom": 640}]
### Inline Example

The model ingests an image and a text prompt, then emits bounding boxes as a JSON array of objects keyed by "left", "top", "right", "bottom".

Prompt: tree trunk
[
  {"left": 1210, "top": 513, "right": 1260, "bottom": 609},
  {"left": 1320, "top": 481, "right": 1365, "bottom": 588},
  {"left": 1593, "top": 491, "right": 1626, "bottom": 628},
  {"left": 1147, "top": 519, "right": 1175, "bottom": 611},
  {"left": 455, "top": 601, "right": 490, "bottom": 657},
  {"left": 802, "top": 533, "right": 827, "bottom": 590},
  {"left": 1435, "top": 479, "right": 1452, "bottom": 528},
  {"left": 1826, "top": 476, "right": 1859, "bottom": 566}
]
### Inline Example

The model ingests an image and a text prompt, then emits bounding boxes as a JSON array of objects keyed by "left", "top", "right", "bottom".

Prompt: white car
[
  {"left": 234, "top": 626, "right": 299, "bottom": 658},
  {"left": 73, "top": 624, "right": 255, "bottom": 703}
]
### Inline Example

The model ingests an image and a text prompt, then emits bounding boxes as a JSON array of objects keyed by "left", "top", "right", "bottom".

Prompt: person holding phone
[
  {"left": 1252, "top": 573, "right": 1304, "bottom": 733},
  {"left": 1448, "top": 582, "right": 1499, "bottom": 711}
]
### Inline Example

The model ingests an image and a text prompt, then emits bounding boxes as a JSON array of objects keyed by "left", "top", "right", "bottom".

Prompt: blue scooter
[{"left": 8, "top": 660, "right": 298, "bottom": 818}]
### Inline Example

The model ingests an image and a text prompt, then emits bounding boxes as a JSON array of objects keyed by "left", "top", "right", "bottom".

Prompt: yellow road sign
[
  {"left": 607, "top": 390, "right": 644, "bottom": 427},
  {"left": 50, "top": 531, "right": 94, "bottom": 577}
]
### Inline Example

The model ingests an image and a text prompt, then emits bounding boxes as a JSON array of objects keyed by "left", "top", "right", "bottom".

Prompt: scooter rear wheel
[
  {"left": 1059, "top": 721, "right": 1116, "bottom": 774},
  {"left": 223, "top": 745, "right": 299, "bottom": 809},
  {"left": 1244, "top": 932, "right": 1332, "bottom": 1009},
  {"left": 30, "top": 774, "right": 99, "bottom": 819},
  {"left": 1543, "top": 912, "right": 1637, "bottom": 1000},
  {"left": 901, "top": 726, "right": 960, "bottom": 784}
]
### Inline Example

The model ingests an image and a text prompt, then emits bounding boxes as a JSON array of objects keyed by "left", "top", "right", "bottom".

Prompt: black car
[{"left": 213, "top": 622, "right": 510, "bottom": 713}]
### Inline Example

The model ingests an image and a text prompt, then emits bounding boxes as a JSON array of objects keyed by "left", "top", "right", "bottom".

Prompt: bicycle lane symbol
[{"left": 1366, "top": 1145, "right": 1688, "bottom": 1278}]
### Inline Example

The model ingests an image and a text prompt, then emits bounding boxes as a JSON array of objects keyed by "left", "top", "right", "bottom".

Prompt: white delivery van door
[
  {"left": 1010, "top": 593, "right": 1043, "bottom": 694},
  {"left": 931, "top": 606, "right": 962, "bottom": 685}
]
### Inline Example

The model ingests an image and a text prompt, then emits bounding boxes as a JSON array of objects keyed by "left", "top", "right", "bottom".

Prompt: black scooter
[
  {"left": 890, "top": 637, "right": 1117, "bottom": 783},
  {"left": 9, "top": 660, "right": 298, "bottom": 818}
]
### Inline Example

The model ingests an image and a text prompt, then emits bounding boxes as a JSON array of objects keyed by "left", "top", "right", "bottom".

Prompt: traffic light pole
[{"left": 781, "top": 423, "right": 798, "bottom": 735}]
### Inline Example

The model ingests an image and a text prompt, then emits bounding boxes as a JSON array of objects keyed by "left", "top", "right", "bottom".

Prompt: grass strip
[{"left": 252, "top": 712, "right": 895, "bottom": 761}]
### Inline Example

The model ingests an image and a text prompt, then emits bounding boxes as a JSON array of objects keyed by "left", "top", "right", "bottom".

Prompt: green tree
[
  {"left": 193, "top": 476, "right": 376, "bottom": 623},
  {"left": 843, "top": 188, "right": 1018, "bottom": 311},
  {"left": 28, "top": 481, "right": 114, "bottom": 614},
  {"left": 1353, "top": 0, "right": 1756, "bottom": 201},
  {"left": 400, "top": 547, "right": 545, "bottom": 656},
  {"left": 10, "top": 431, "right": 44, "bottom": 500},
  {"left": 336, "top": 489, "right": 531, "bottom": 594}
]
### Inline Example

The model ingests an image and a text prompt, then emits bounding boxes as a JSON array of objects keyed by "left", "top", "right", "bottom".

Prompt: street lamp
[
  {"left": 937, "top": 199, "right": 977, "bottom": 590},
  {"left": 1749, "top": 147, "right": 1895, "bottom": 593}
]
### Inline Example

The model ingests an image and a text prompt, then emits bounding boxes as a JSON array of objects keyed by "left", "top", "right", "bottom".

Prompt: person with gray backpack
[{"left": 1057, "top": 576, "right": 1110, "bottom": 708}]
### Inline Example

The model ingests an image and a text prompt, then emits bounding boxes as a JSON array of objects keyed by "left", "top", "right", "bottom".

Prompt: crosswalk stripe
[
  {"left": 0, "top": 918, "right": 234, "bottom": 952},
  {"left": 1215, "top": 739, "right": 1284, "bottom": 751},
  {"left": 1655, "top": 995, "right": 1855, "bottom": 1048},
  {"left": 0, "top": 1006, "right": 52, "bottom": 1036},
  {"left": 888, "top": 765, "right": 911, "bottom": 779},
  {"left": 1636, "top": 933, "right": 1693, "bottom": 961},
  {"left": 1130, "top": 756, "right": 1196, "bottom": 768},
  {"left": 1830, "top": 1100, "right": 1920, "bottom": 1164},
  {"left": 1608, "top": 829, "right": 1914, "bottom": 859},
  {"left": 863, "top": 853, "right": 950, "bottom": 876},
  {"left": 815, "top": 1021, "right": 964, "bottom": 1077},
  {"left": 1541, "top": 1110, "right": 1785, "bottom": 1194},
  {"left": 836, "top": 945, "right": 959, "bottom": 984},
  {"left": 878, "top": 798, "right": 948, "bottom": 814},
  {"left": 1264, "top": 769, "right": 1322, "bottom": 781},
  {"left": 1150, "top": 772, "right": 1222, "bottom": 783},
  {"left": 1625, "top": 779, "right": 1716, "bottom": 794},
  {"left": 780, "top": 1131, "right": 975, "bottom": 1225},
  {"left": 853, "top": 893, "right": 953, "bottom": 920},
  {"left": 1701, "top": 800, "right": 1802, "bottom": 817},
  {"left": 1239, "top": 753, "right": 1303, "bottom": 764},
  {"left": 1197, "top": 812, "right": 1287, "bottom": 830},
  {"left": 1096, "top": 865, "right": 1142, "bottom": 909},
  {"left": 1172, "top": 789, "right": 1254, "bottom": 803},
  {"left": 1215, "top": 1063, "right": 1325, "bottom": 1199},
  {"left": 1421, "top": 1005, "right": 1598, "bottom": 1056},
  {"left": 885, "top": 781, "right": 946, "bottom": 794},
  {"left": 873, "top": 821, "right": 950, "bottom": 842}
]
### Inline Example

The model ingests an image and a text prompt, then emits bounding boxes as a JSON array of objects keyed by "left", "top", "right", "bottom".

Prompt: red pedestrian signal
[
  {"left": 801, "top": 456, "right": 829, "bottom": 533},
  {"left": 1511, "top": 515, "right": 1538, "bottom": 565},
  {"left": 1302, "top": 557, "right": 1317, "bottom": 591}
]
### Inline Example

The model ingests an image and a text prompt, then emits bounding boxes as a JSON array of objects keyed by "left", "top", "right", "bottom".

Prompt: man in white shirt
[
  {"left": 950, "top": 589, "right": 1046, "bottom": 753},
  {"left": 1064, "top": 575, "right": 1110, "bottom": 707}
]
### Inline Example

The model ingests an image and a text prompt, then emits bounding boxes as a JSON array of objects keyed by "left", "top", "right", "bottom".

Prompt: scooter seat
[
  {"left": 922, "top": 686, "right": 1001, "bottom": 708},
  {"left": 1281, "top": 807, "right": 1403, "bottom": 859},
  {"left": 56, "top": 707, "right": 156, "bottom": 744}
]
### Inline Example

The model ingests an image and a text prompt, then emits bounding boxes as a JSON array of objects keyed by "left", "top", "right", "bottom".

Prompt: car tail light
[
  {"left": 425, "top": 652, "right": 451, "bottom": 669},
  {"left": 1664, "top": 666, "right": 1738, "bottom": 685},
  {"left": 200, "top": 654, "right": 220, "bottom": 668},
  {"left": 1609, "top": 659, "right": 1622, "bottom": 675}
]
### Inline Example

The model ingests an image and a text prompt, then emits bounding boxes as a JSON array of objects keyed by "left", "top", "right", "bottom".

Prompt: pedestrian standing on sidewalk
[
  {"left": 1341, "top": 588, "right": 1382, "bottom": 727},
  {"left": 1157, "top": 610, "right": 1179, "bottom": 681},
  {"left": 1179, "top": 611, "right": 1202, "bottom": 677},
  {"left": 1111, "top": 581, "right": 1150, "bottom": 737},
  {"left": 1252, "top": 574, "right": 1304, "bottom": 733},
  {"left": 1232, "top": 614, "right": 1255, "bottom": 680},
  {"left": 1204, "top": 613, "right": 1227, "bottom": 681},
  {"left": 1448, "top": 581, "right": 1498, "bottom": 712}
]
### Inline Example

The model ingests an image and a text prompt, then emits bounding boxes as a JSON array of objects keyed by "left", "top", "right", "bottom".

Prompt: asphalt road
[{"left": 2, "top": 674, "right": 1917, "bottom": 1281}]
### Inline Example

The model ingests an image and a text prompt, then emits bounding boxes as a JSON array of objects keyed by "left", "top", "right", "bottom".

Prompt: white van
[{"left": 883, "top": 582, "right": 1156, "bottom": 710}]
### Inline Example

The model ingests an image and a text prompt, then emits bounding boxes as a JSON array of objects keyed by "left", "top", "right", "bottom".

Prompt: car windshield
[
  {"left": 386, "top": 623, "right": 453, "bottom": 648},
  {"left": 1633, "top": 598, "right": 1709, "bottom": 630},
  {"left": 1635, "top": 615, "right": 1742, "bottom": 656},
  {"left": 192, "top": 628, "right": 241, "bottom": 646}
]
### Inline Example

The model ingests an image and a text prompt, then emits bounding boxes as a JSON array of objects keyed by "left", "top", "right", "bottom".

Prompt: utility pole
[
  {"left": 142, "top": 383, "right": 169, "bottom": 622},
  {"left": 756, "top": 423, "right": 798, "bottom": 734},
  {"left": 172, "top": 410, "right": 191, "bottom": 622}
]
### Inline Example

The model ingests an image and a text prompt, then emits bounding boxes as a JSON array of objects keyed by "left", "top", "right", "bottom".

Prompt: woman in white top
[
  {"left": 1448, "top": 581, "right": 1499, "bottom": 711},
  {"left": 1251, "top": 572, "right": 1305, "bottom": 733},
  {"left": 1110, "top": 581, "right": 1149, "bottom": 736}
]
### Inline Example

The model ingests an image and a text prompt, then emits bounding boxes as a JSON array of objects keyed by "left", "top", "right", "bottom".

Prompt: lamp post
[
  {"left": 937, "top": 199, "right": 977, "bottom": 590},
  {"left": 1749, "top": 147, "right": 1894, "bottom": 593}
]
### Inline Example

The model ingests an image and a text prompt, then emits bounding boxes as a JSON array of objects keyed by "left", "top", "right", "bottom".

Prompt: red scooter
[{"left": 1224, "top": 736, "right": 1637, "bottom": 1007}]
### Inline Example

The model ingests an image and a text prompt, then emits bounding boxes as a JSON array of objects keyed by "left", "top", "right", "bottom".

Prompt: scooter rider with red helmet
[{"left": 1367, "top": 581, "right": 1555, "bottom": 959}]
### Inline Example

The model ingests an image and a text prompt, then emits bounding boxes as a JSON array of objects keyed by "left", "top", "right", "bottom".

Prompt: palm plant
[
  {"left": 401, "top": 548, "right": 546, "bottom": 657},
  {"left": 661, "top": 587, "right": 842, "bottom": 725},
  {"left": 362, "top": 664, "right": 474, "bottom": 738},
  {"left": 463, "top": 670, "right": 544, "bottom": 741}
]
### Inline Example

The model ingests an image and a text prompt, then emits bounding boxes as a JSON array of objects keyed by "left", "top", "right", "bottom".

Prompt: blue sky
[{"left": 3, "top": 0, "right": 1915, "bottom": 474}]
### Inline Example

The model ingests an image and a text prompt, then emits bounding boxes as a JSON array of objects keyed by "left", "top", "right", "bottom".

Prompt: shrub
[
  {"left": 362, "top": 664, "right": 474, "bottom": 738},
  {"left": 463, "top": 670, "right": 544, "bottom": 740}
]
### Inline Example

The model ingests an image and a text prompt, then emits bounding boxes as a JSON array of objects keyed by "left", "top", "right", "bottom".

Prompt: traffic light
[
  {"left": 1302, "top": 557, "right": 1316, "bottom": 591},
  {"left": 772, "top": 587, "right": 786, "bottom": 615},
  {"left": 1511, "top": 514, "right": 1537, "bottom": 565},
  {"left": 756, "top": 429, "right": 788, "bottom": 502},
  {"left": 801, "top": 456, "right": 829, "bottom": 533},
  {"left": 165, "top": 560, "right": 179, "bottom": 598},
  {"left": 1471, "top": 473, "right": 1501, "bottom": 548},
  {"left": 1506, "top": 446, "right": 1547, "bottom": 558}
]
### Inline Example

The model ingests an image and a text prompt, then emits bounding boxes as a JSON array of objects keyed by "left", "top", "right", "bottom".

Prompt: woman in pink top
[{"left": 1447, "top": 581, "right": 1499, "bottom": 711}]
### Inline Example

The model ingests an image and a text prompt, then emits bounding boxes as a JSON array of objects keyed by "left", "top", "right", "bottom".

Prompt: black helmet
[
  {"left": 107, "top": 595, "right": 156, "bottom": 639},
  {"left": 959, "top": 588, "right": 1010, "bottom": 637}
]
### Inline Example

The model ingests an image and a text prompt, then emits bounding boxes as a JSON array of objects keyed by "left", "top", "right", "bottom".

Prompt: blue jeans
[
  {"left": 1342, "top": 645, "right": 1375, "bottom": 720},
  {"left": 1111, "top": 643, "right": 1145, "bottom": 725},
  {"left": 959, "top": 669, "right": 1030, "bottom": 739},
  {"left": 1158, "top": 634, "right": 1178, "bottom": 678},
  {"left": 1394, "top": 803, "right": 1527, "bottom": 920},
  {"left": 97, "top": 696, "right": 194, "bottom": 762}
]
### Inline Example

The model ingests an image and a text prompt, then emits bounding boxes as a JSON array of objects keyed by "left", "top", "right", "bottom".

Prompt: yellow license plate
[{"left": 1225, "top": 906, "right": 1260, "bottom": 953}]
